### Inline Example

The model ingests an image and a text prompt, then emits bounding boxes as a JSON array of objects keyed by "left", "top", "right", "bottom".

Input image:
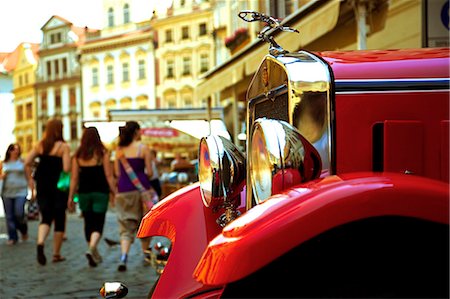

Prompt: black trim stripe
[{"left": 335, "top": 79, "right": 450, "bottom": 92}]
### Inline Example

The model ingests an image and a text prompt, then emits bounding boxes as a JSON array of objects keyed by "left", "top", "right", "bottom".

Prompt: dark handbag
[{"left": 27, "top": 200, "right": 39, "bottom": 220}]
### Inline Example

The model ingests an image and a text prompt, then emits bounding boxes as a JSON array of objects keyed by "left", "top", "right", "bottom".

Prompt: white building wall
[{"left": 81, "top": 41, "right": 156, "bottom": 121}]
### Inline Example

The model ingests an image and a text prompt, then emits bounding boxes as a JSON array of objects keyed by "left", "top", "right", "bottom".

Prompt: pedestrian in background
[
  {"left": 149, "top": 149, "right": 162, "bottom": 198},
  {"left": 25, "top": 118, "right": 71, "bottom": 265},
  {"left": 1, "top": 143, "right": 33, "bottom": 245},
  {"left": 114, "top": 121, "right": 152, "bottom": 272},
  {"left": 68, "top": 127, "right": 116, "bottom": 267}
]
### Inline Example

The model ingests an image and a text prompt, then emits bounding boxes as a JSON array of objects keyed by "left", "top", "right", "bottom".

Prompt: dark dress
[
  {"left": 78, "top": 163, "right": 110, "bottom": 242},
  {"left": 34, "top": 155, "right": 67, "bottom": 231}
]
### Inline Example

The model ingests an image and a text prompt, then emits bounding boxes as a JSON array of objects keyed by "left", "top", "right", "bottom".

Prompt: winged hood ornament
[{"left": 238, "top": 10, "right": 299, "bottom": 56}]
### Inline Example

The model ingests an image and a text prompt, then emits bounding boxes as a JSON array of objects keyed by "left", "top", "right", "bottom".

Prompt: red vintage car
[{"left": 101, "top": 12, "right": 449, "bottom": 299}]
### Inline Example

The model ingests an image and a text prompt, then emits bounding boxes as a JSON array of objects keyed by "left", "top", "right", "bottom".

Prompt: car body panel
[
  {"left": 137, "top": 183, "right": 223, "bottom": 298},
  {"left": 137, "top": 48, "right": 449, "bottom": 298},
  {"left": 319, "top": 48, "right": 450, "bottom": 80},
  {"left": 193, "top": 172, "right": 449, "bottom": 285}
]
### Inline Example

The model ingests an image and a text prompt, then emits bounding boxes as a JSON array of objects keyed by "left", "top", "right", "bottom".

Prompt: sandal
[
  {"left": 37, "top": 244, "right": 46, "bottom": 265},
  {"left": 52, "top": 255, "right": 66, "bottom": 263}
]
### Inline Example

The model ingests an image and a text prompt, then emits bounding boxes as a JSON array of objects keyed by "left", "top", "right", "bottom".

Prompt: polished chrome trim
[
  {"left": 335, "top": 78, "right": 450, "bottom": 92},
  {"left": 246, "top": 51, "right": 333, "bottom": 210}
]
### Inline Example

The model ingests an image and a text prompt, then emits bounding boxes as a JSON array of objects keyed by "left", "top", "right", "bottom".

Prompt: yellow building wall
[
  {"left": 307, "top": 0, "right": 423, "bottom": 51},
  {"left": 12, "top": 44, "right": 38, "bottom": 155}
]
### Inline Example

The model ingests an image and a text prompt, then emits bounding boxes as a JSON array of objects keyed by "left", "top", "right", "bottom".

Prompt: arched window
[
  {"left": 108, "top": 8, "right": 114, "bottom": 27},
  {"left": 120, "top": 97, "right": 132, "bottom": 109},
  {"left": 136, "top": 95, "right": 148, "bottom": 109},
  {"left": 105, "top": 99, "right": 117, "bottom": 111},
  {"left": 123, "top": 4, "right": 130, "bottom": 24},
  {"left": 89, "top": 101, "right": 102, "bottom": 119}
]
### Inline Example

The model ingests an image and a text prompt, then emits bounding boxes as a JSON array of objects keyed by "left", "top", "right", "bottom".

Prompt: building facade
[
  {"left": 80, "top": 0, "right": 156, "bottom": 122},
  {"left": 198, "top": 0, "right": 449, "bottom": 143},
  {"left": 0, "top": 50, "right": 19, "bottom": 157},
  {"left": 12, "top": 43, "right": 40, "bottom": 154},
  {"left": 35, "top": 15, "right": 88, "bottom": 150},
  {"left": 151, "top": 0, "right": 215, "bottom": 109}
]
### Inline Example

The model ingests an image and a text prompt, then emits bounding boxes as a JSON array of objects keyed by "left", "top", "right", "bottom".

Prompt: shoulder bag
[{"left": 118, "top": 154, "right": 159, "bottom": 212}]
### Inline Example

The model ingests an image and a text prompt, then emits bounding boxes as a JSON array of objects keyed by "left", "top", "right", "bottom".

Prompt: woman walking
[
  {"left": 1, "top": 144, "right": 33, "bottom": 245},
  {"left": 25, "top": 119, "right": 71, "bottom": 265},
  {"left": 114, "top": 121, "right": 153, "bottom": 271},
  {"left": 68, "top": 127, "right": 116, "bottom": 267}
]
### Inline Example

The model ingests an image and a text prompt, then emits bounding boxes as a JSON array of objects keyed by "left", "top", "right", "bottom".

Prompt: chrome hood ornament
[{"left": 238, "top": 10, "right": 299, "bottom": 56}]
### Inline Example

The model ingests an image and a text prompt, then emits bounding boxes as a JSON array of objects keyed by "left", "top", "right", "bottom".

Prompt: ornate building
[
  {"left": 79, "top": 0, "right": 156, "bottom": 122},
  {"left": 151, "top": 0, "right": 214, "bottom": 109},
  {"left": 35, "top": 15, "right": 90, "bottom": 150},
  {"left": 12, "top": 43, "right": 40, "bottom": 154}
]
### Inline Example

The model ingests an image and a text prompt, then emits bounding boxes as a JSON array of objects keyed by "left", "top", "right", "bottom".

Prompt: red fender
[
  {"left": 137, "top": 183, "right": 224, "bottom": 298},
  {"left": 193, "top": 172, "right": 449, "bottom": 286}
]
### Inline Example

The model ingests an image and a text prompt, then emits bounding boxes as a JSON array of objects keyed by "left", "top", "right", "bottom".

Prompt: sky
[
  {"left": 1, "top": 0, "right": 104, "bottom": 52},
  {"left": 0, "top": 0, "right": 173, "bottom": 53}
]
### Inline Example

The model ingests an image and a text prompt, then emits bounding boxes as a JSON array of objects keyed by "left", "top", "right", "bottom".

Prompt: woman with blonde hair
[
  {"left": 68, "top": 127, "right": 116, "bottom": 267},
  {"left": 25, "top": 118, "right": 70, "bottom": 265}
]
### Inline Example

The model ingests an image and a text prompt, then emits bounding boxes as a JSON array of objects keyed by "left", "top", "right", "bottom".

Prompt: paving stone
[{"left": 0, "top": 211, "right": 159, "bottom": 299}]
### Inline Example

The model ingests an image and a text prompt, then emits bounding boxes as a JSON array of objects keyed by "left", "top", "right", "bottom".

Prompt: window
[
  {"left": 55, "top": 89, "right": 61, "bottom": 110},
  {"left": 182, "top": 57, "right": 191, "bottom": 76},
  {"left": 26, "top": 135, "right": 32, "bottom": 152},
  {"left": 138, "top": 60, "right": 146, "bottom": 79},
  {"left": 69, "top": 87, "right": 76, "bottom": 108},
  {"left": 168, "top": 100, "right": 176, "bottom": 108},
  {"left": 26, "top": 103, "right": 32, "bottom": 119},
  {"left": 107, "top": 65, "right": 114, "bottom": 84},
  {"left": 184, "top": 96, "right": 193, "bottom": 108},
  {"left": 70, "top": 119, "right": 77, "bottom": 140},
  {"left": 167, "top": 60, "right": 174, "bottom": 78},
  {"left": 182, "top": 26, "right": 189, "bottom": 39},
  {"left": 200, "top": 53, "right": 209, "bottom": 73},
  {"left": 108, "top": 8, "right": 114, "bottom": 27},
  {"left": 55, "top": 60, "right": 60, "bottom": 77},
  {"left": 16, "top": 105, "right": 23, "bottom": 122},
  {"left": 41, "top": 92, "right": 47, "bottom": 111},
  {"left": 165, "top": 29, "right": 173, "bottom": 43},
  {"left": 62, "top": 58, "right": 67, "bottom": 75},
  {"left": 92, "top": 68, "right": 98, "bottom": 86},
  {"left": 24, "top": 73, "right": 29, "bottom": 85},
  {"left": 199, "top": 23, "right": 207, "bottom": 36},
  {"left": 180, "top": 0, "right": 185, "bottom": 6},
  {"left": 122, "top": 63, "right": 129, "bottom": 82},
  {"left": 123, "top": 4, "right": 130, "bottom": 24},
  {"left": 50, "top": 32, "right": 62, "bottom": 44},
  {"left": 269, "top": 0, "right": 294, "bottom": 19},
  {"left": 19, "top": 75, "right": 23, "bottom": 86},
  {"left": 46, "top": 61, "right": 51, "bottom": 77}
]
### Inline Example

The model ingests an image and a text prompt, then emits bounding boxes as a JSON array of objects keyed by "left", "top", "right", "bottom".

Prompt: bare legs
[
  {"left": 117, "top": 238, "right": 149, "bottom": 271},
  {"left": 86, "top": 231, "right": 103, "bottom": 267}
]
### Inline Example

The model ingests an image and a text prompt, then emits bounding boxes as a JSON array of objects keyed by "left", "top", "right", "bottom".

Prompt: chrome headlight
[
  {"left": 199, "top": 135, "right": 246, "bottom": 213},
  {"left": 250, "top": 118, "right": 322, "bottom": 203}
]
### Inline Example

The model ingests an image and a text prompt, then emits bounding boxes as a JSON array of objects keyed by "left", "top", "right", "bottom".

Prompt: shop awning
[
  {"left": 140, "top": 127, "right": 199, "bottom": 152},
  {"left": 197, "top": 0, "right": 341, "bottom": 101},
  {"left": 107, "top": 108, "right": 230, "bottom": 152}
]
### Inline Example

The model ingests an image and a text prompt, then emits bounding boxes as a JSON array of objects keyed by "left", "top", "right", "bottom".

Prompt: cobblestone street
[{"left": 0, "top": 209, "right": 158, "bottom": 299}]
